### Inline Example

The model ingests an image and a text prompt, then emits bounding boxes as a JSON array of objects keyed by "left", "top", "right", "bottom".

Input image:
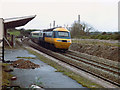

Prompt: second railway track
[
  {"left": 24, "top": 39, "right": 120, "bottom": 87},
  {"left": 62, "top": 52, "right": 119, "bottom": 74}
]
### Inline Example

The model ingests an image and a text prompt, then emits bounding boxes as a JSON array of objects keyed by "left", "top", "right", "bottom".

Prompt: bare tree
[{"left": 70, "top": 21, "right": 94, "bottom": 37}]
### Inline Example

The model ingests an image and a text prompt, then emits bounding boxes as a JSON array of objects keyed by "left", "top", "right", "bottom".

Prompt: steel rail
[
  {"left": 61, "top": 53, "right": 119, "bottom": 75},
  {"left": 67, "top": 51, "right": 119, "bottom": 70}
]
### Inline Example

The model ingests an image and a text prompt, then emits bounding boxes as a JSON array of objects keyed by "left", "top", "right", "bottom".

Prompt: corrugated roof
[
  {"left": 4, "top": 15, "right": 36, "bottom": 23},
  {"left": 4, "top": 15, "right": 36, "bottom": 29}
]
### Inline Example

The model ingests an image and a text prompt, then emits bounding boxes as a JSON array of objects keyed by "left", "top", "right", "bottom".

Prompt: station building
[{"left": 0, "top": 15, "right": 36, "bottom": 62}]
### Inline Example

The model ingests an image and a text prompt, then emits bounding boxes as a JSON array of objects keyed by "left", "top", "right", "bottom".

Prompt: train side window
[
  {"left": 43, "top": 32, "right": 45, "bottom": 37},
  {"left": 33, "top": 33, "right": 39, "bottom": 36},
  {"left": 52, "top": 32, "right": 55, "bottom": 38},
  {"left": 44, "top": 32, "right": 47, "bottom": 37},
  {"left": 45, "top": 31, "right": 52, "bottom": 37},
  {"left": 39, "top": 31, "right": 43, "bottom": 37}
]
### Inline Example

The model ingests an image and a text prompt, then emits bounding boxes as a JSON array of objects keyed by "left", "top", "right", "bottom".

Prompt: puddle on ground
[
  {"left": 4, "top": 48, "right": 84, "bottom": 88},
  {"left": 4, "top": 49, "right": 36, "bottom": 61}
]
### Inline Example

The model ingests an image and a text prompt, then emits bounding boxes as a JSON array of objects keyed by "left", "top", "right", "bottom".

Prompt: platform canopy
[{"left": 4, "top": 15, "right": 36, "bottom": 29}]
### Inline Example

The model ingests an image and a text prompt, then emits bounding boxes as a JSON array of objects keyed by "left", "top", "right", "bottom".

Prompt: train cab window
[{"left": 58, "top": 32, "right": 69, "bottom": 37}]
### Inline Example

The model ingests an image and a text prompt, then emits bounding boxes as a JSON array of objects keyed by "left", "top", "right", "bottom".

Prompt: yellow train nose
[{"left": 55, "top": 41, "right": 71, "bottom": 49}]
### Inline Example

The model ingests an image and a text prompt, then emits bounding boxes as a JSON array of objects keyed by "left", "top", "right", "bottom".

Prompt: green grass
[
  {"left": 16, "top": 56, "right": 36, "bottom": 59},
  {"left": 1, "top": 63, "right": 13, "bottom": 86},
  {"left": 26, "top": 48, "right": 103, "bottom": 88},
  {"left": 8, "top": 31, "right": 20, "bottom": 36}
]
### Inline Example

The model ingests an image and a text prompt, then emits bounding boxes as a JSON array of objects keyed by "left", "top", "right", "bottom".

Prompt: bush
[
  {"left": 72, "top": 33, "right": 120, "bottom": 40},
  {"left": 111, "top": 34, "right": 120, "bottom": 40},
  {"left": 99, "top": 35, "right": 110, "bottom": 40},
  {"left": 90, "top": 35, "right": 101, "bottom": 39}
]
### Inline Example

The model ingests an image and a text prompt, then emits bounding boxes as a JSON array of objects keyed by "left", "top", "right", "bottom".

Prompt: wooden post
[
  {"left": 4, "top": 27, "right": 7, "bottom": 39},
  {"left": 13, "top": 35, "right": 16, "bottom": 48},
  {"left": 0, "top": 18, "right": 5, "bottom": 62},
  {"left": 11, "top": 35, "right": 16, "bottom": 48},
  {"left": 0, "top": 18, "right": 3, "bottom": 47}
]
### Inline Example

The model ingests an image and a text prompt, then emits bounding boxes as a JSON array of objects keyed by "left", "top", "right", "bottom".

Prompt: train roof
[
  {"left": 31, "top": 30, "right": 41, "bottom": 33},
  {"left": 31, "top": 27, "right": 69, "bottom": 33},
  {"left": 43, "top": 27, "right": 69, "bottom": 32},
  {"left": 43, "top": 28, "right": 56, "bottom": 31},
  {"left": 53, "top": 28, "right": 69, "bottom": 32}
]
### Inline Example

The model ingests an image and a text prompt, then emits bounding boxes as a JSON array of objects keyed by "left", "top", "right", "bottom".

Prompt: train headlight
[{"left": 67, "top": 40, "right": 71, "bottom": 42}]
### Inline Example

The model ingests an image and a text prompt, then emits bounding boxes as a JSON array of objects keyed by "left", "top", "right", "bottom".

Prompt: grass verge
[
  {"left": 26, "top": 47, "right": 103, "bottom": 88},
  {"left": 8, "top": 30, "right": 20, "bottom": 36},
  {"left": 0, "top": 63, "right": 13, "bottom": 87},
  {"left": 16, "top": 56, "right": 36, "bottom": 59}
]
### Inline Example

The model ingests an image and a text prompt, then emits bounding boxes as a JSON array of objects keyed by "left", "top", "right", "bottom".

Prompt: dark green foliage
[
  {"left": 111, "top": 34, "right": 120, "bottom": 40},
  {"left": 8, "top": 29, "right": 20, "bottom": 36},
  {"left": 102, "top": 32, "right": 107, "bottom": 35},
  {"left": 71, "top": 31, "right": 120, "bottom": 40},
  {"left": 79, "top": 34, "right": 120, "bottom": 40},
  {"left": 19, "top": 29, "right": 38, "bottom": 37}
]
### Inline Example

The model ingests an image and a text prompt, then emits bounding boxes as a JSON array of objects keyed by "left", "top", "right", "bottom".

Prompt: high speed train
[{"left": 30, "top": 27, "right": 71, "bottom": 51}]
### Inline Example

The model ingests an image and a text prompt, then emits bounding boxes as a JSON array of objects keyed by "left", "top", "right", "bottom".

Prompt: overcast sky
[{"left": 0, "top": 0, "right": 119, "bottom": 32}]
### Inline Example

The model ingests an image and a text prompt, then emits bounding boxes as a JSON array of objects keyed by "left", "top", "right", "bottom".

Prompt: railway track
[
  {"left": 67, "top": 50, "right": 119, "bottom": 70},
  {"left": 62, "top": 51, "right": 119, "bottom": 74},
  {"left": 24, "top": 39, "right": 120, "bottom": 87}
]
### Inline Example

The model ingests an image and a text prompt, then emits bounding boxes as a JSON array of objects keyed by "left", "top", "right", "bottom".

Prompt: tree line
[{"left": 70, "top": 21, "right": 120, "bottom": 40}]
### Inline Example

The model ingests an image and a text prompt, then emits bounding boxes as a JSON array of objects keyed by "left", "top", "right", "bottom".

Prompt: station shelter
[{"left": 0, "top": 15, "right": 36, "bottom": 62}]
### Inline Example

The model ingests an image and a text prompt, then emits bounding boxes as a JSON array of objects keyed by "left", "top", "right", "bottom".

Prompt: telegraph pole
[
  {"left": 50, "top": 23, "right": 51, "bottom": 28},
  {"left": 78, "top": 15, "right": 81, "bottom": 32},
  {"left": 78, "top": 15, "right": 80, "bottom": 24},
  {"left": 53, "top": 20, "right": 55, "bottom": 28}
]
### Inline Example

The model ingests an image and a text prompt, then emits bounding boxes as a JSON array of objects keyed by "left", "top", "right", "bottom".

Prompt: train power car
[{"left": 30, "top": 27, "right": 71, "bottom": 51}]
